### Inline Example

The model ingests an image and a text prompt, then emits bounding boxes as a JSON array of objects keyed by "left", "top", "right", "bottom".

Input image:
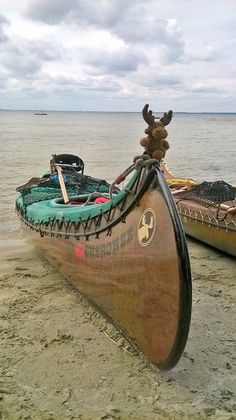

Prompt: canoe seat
[{"left": 50, "top": 154, "right": 84, "bottom": 174}]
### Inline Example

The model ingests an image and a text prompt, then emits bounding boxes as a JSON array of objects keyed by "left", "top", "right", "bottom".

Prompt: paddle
[{"left": 54, "top": 164, "right": 69, "bottom": 204}]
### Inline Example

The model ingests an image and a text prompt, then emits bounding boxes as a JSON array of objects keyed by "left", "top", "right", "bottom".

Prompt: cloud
[
  {"left": 0, "top": 13, "right": 9, "bottom": 43},
  {"left": 0, "top": 38, "right": 62, "bottom": 77},
  {"left": 3, "top": 48, "right": 41, "bottom": 76},
  {"left": 24, "top": 0, "right": 77, "bottom": 25},
  {"left": 79, "top": 45, "right": 148, "bottom": 75},
  {"left": 142, "top": 74, "right": 183, "bottom": 88},
  {"left": 50, "top": 73, "right": 121, "bottom": 93},
  {"left": 24, "top": 1, "right": 185, "bottom": 64},
  {"left": 189, "top": 82, "right": 227, "bottom": 94},
  {"left": 0, "top": 0, "right": 235, "bottom": 111},
  {"left": 185, "top": 45, "right": 220, "bottom": 63},
  {"left": 0, "top": 13, "right": 9, "bottom": 26},
  {"left": 24, "top": 0, "right": 132, "bottom": 26}
]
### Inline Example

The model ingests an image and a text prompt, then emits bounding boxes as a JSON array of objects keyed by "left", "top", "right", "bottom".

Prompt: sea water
[{"left": 0, "top": 110, "right": 235, "bottom": 241}]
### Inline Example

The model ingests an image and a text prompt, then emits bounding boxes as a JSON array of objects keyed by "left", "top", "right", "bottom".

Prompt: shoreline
[{"left": 0, "top": 239, "right": 235, "bottom": 419}]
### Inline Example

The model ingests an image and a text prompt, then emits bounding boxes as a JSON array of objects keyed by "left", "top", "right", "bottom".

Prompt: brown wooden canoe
[
  {"left": 162, "top": 163, "right": 236, "bottom": 257},
  {"left": 16, "top": 162, "right": 192, "bottom": 370}
]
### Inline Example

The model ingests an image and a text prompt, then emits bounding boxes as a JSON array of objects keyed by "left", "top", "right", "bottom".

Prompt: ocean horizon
[{"left": 1, "top": 109, "right": 236, "bottom": 114}]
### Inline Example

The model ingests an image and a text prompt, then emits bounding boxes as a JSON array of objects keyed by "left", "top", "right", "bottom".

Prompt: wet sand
[{"left": 0, "top": 239, "right": 235, "bottom": 420}]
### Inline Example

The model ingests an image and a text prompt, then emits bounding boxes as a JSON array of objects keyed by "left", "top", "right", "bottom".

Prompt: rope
[
  {"left": 82, "top": 192, "right": 111, "bottom": 206},
  {"left": 109, "top": 155, "right": 159, "bottom": 198}
]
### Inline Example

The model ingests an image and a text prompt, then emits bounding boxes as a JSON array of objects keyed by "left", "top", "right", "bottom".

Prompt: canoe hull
[
  {"left": 176, "top": 201, "right": 236, "bottom": 257},
  {"left": 161, "top": 163, "right": 236, "bottom": 257},
  {"left": 17, "top": 165, "right": 192, "bottom": 370}
]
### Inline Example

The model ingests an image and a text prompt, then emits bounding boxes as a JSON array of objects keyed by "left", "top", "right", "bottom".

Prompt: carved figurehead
[{"left": 140, "top": 104, "right": 173, "bottom": 161}]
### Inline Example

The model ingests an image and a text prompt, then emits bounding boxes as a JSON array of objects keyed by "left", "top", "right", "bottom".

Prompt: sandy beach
[{"left": 0, "top": 238, "right": 235, "bottom": 420}]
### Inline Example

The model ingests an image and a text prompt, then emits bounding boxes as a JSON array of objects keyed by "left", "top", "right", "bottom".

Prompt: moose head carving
[{"left": 140, "top": 104, "right": 173, "bottom": 161}]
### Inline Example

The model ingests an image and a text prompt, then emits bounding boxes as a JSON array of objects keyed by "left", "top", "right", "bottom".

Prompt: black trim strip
[{"left": 153, "top": 165, "right": 192, "bottom": 371}]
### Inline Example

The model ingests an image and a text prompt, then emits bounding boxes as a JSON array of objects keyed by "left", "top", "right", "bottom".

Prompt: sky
[{"left": 0, "top": 0, "right": 235, "bottom": 112}]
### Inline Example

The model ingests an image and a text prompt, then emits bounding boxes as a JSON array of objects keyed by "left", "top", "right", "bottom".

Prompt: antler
[
  {"left": 142, "top": 104, "right": 155, "bottom": 126},
  {"left": 143, "top": 104, "right": 173, "bottom": 127},
  {"left": 159, "top": 110, "right": 173, "bottom": 126}
]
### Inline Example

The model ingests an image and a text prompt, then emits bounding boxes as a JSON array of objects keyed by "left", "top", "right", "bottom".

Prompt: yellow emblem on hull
[{"left": 137, "top": 208, "right": 156, "bottom": 246}]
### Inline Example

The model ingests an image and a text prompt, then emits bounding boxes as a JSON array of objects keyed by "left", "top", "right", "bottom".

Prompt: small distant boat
[
  {"left": 162, "top": 163, "right": 236, "bottom": 257},
  {"left": 34, "top": 110, "right": 47, "bottom": 115},
  {"left": 15, "top": 120, "right": 192, "bottom": 371}
]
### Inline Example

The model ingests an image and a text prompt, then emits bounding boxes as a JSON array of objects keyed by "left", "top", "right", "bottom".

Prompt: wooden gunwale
[{"left": 176, "top": 204, "right": 236, "bottom": 232}]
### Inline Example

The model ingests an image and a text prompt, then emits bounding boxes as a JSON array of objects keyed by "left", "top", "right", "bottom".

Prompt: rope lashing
[
  {"left": 114, "top": 174, "right": 126, "bottom": 185},
  {"left": 115, "top": 163, "right": 136, "bottom": 185},
  {"left": 109, "top": 155, "right": 159, "bottom": 198}
]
